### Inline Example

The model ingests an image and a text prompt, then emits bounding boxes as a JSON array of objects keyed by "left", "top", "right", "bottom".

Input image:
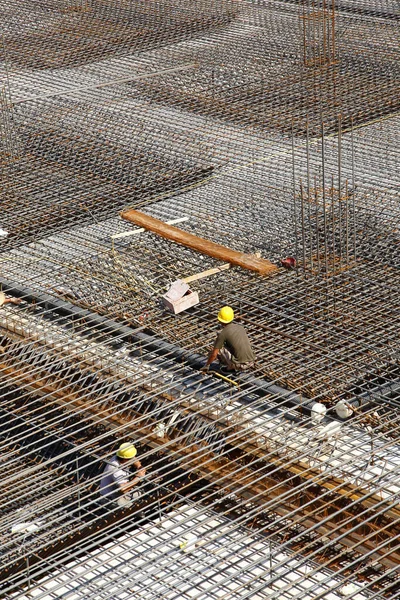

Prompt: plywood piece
[
  {"left": 162, "top": 280, "right": 200, "bottom": 314},
  {"left": 121, "top": 210, "right": 278, "bottom": 276}
]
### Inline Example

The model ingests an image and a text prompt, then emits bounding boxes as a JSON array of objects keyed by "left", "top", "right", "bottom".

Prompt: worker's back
[
  {"left": 100, "top": 456, "right": 129, "bottom": 500},
  {"left": 215, "top": 322, "right": 255, "bottom": 365}
]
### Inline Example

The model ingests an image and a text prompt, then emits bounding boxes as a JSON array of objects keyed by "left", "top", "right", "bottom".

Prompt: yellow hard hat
[
  {"left": 217, "top": 306, "right": 234, "bottom": 324},
  {"left": 117, "top": 442, "right": 137, "bottom": 459}
]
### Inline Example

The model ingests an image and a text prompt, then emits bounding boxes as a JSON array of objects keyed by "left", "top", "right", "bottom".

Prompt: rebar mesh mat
[{"left": 0, "top": 0, "right": 400, "bottom": 599}]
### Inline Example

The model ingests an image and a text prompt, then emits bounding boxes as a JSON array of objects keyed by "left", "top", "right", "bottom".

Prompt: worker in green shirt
[{"left": 202, "top": 306, "right": 255, "bottom": 372}]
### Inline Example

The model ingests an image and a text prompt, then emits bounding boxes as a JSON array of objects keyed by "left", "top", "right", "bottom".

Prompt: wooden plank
[
  {"left": 121, "top": 210, "right": 278, "bottom": 276},
  {"left": 183, "top": 263, "right": 231, "bottom": 283},
  {"left": 111, "top": 217, "right": 189, "bottom": 241}
]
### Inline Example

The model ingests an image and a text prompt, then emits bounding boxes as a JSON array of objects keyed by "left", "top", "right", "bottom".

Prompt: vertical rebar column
[
  {"left": 300, "top": 180, "right": 307, "bottom": 273},
  {"left": 321, "top": 122, "right": 329, "bottom": 275},
  {"left": 301, "top": 0, "right": 337, "bottom": 67},
  {"left": 291, "top": 121, "right": 299, "bottom": 276},
  {"left": 337, "top": 114, "right": 342, "bottom": 267},
  {"left": 306, "top": 118, "right": 313, "bottom": 271},
  {"left": 330, "top": 174, "right": 336, "bottom": 271},
  {"left": 314, "top": 178, "right": 321, "bottom": 273},
  {"left": 351, "top": 118, "right": 357, "bottom": 263}
]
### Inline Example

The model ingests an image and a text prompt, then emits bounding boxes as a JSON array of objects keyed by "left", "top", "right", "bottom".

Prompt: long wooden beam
[{"left": 121, "top": 210, "right": 278, "bottom": 276}]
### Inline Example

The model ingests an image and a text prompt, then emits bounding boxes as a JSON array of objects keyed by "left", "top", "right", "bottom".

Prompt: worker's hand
[
  {"left": 137, "top": 468, "right": 146, "bottom": 478},
  {"left": 200, "top": 365, "right": 209, "bottom": 374},
  {"left": 8, "top": 298, "right": 22, "bottom": 305},
  {"left": 4, "top": 298, "right": 22, "bottom": 305}
]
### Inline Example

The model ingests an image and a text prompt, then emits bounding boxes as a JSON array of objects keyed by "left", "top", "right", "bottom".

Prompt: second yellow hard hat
[{"left": 117, "top": 442, "right": 137, "bottom": 459}]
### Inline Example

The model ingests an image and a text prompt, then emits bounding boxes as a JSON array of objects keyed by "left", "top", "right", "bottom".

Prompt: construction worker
[
  {"left": 100, "top": 442, "right": 146, "bottom": 507},
  {"left": 202, "top": 306, "right": 255, "bottom": 372}
]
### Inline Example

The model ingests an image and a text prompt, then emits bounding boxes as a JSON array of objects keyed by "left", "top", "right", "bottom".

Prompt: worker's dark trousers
[{"left": 219, "top": 347, "right": 254, "bottom": 371}]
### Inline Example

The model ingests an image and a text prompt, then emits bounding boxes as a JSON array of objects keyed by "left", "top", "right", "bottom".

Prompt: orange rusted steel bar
[{"left": 121, "top": 210, "right": 278, "bottom": 275}]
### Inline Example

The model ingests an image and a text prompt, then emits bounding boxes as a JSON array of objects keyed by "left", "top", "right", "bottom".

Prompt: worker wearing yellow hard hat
[
  {"left": 100, "top": 442, "right": 146, "bottom": 507},
  {"left": 202, "top": 306, "right": 255, "bottom": 373},
  {"left": 117, "top": 442, "right": 138, "bottom": 459},
  {"left": 217, "top": 306, "right": 234, "bottom": 324}
]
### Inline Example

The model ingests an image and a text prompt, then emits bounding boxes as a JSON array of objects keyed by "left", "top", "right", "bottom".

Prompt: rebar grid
[
  {"left": 8, "top": 505, "right": 380, "bottom": 600},
  {"left": 1, "top": 224, "right": 398, "bottom": 402},
  {"left": 0, "top": 0, "right": 238, "bottom": 71},
  {"left": 0, "top": 0, "right": 398, "bottom": 248},
  {"left": 0, "top": 0, "right": 399, "bottom": 598},
  {"left": 0, "top": 298, "right": 398, "bottom": 596}
]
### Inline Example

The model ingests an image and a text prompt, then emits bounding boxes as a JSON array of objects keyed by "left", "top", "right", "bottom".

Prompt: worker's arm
[
  {"left": 119, "top": 461, "right": 146, "bottom": 493},
  {"left": 120, "top": 478, "right": 141, "bottom": 493},
  {"left": 202, "top": 347, "right": 219, "bottom": 371},
  {"left": 202, "top": 328, "right": 226, "bottom": 371},
  {"left": 3, "top": 298, "right": 21, "bottom": 306}
]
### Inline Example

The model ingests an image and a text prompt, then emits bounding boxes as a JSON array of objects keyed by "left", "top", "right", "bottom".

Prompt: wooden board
[
  {"left": 121, "top": 210, "right": 278, "bottom": 276},
  {"left": 183, "top": 263, "right": 230, "bottom": 283}
]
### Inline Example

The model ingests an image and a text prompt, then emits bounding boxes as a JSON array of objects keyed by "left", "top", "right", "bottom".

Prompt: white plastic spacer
[{"left": 335, "top": 400, "right": 353, "bottom": 419}]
